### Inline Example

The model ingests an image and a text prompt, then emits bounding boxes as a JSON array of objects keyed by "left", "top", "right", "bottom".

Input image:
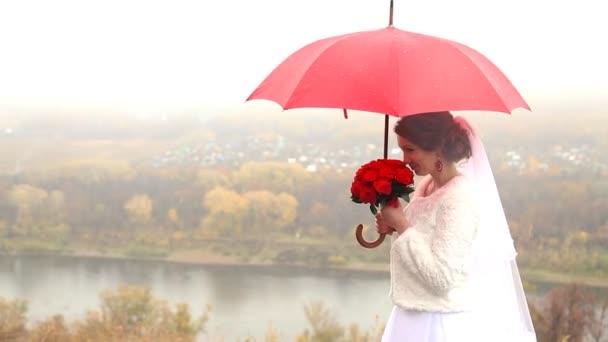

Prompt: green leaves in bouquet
[
  {"left": 370, "top": 204, "right": 378, "bottom": 215},
  {"left": 392, "top": 181, "right": 415, "bottom": 203}
]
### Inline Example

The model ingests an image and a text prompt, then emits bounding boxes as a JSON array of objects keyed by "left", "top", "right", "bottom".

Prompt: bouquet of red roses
[{"left": 350, "top": 159, "right": 415, "bottom": 215}]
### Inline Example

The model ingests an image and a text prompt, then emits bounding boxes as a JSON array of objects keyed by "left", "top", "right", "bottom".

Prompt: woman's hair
[{"left": 394, "top": 111, "right": 472, "bottom": 162}]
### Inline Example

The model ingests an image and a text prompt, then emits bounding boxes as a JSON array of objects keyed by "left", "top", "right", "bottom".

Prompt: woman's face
[{"left": 397, "top": 135, "right": 437, "bottom": 176}]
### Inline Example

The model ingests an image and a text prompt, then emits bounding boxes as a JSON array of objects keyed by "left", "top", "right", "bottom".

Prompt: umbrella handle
[{"left": 355, "top": 224, "right": 386, "bottom": 248}]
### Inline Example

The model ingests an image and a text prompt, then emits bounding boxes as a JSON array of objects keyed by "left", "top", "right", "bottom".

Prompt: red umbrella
[
  {"left": 247, "top": 27, "right": 528, "bottom": 118},
  {"left": 246, "top": 0, "right": 528, "bottom": 247}
]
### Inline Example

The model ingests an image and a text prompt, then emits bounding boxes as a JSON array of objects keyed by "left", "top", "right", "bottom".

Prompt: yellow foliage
[
  {"left": 303, "top": 301, "right": 343, "bottom": 341},
  {"left": 9, "top": 184, "right": 48, "bottom": 209},
  {"left": 167, "top": 208, "right": 180, "bottom": 226},
  {"left": 243, "top": 191, "right": 299, "bottom": 234},
  {"left": 29, "top": 315, "right": 72, "bottom": 341},
  {"left": 8, "top": 184, "right": 70, "bottom": 239},
  {"left": 0, "top": 297, "right": 27, "bottom": 340},
  {"left": 69, "top": 284, "right": 210, "bottom": 341},
  {"left": 203, "top": 187, "right": 249, "bottom": 213},
  {"left": 233, "top": 162, "right": 313, "bottom": 193},
  {"left": 196, "top": 169, "right": 231, "bottom": 190},
  {"left": 573, "top": 231, "right": 589, "bottom": 244},
  {"left": 202, "top": 187, "right": 250, "bottom": 235},
  {"left": 264, "top": 323, "right": 281, "bottom": 342},
  {"left": 124, "top": 194, "right": 154, "bottom": 223},
  {"left": 172, "top": 231, "right": 186, "bottom": 241}
]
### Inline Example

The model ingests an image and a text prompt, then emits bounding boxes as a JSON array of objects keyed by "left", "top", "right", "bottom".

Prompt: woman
[{"left": 377, "top": 111, "right": 536, "bottom": 341}]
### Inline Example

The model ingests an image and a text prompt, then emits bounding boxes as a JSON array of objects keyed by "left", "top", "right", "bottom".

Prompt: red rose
[
  {"left": 362, "top": 170, "right": 379, "bottom": 183},
  {"left": 373, "top": 179, "right": 392, "bottom": 195},
  {"left": 355, "top": 163, "right": 372, "bottom": 180},
  {"left": 358, "top": 186, "right": 377, "bottom": 204},
  {"left": 385, "top": 159, "right": 405, "bottom": 168},
  {"left": 378, "top": 165, "right": 395, "bottom": 179},
  {"left": 355, "top": 169, "right": 365, "bottom": 181},
  {"left": 395, "top": 168, "right": 414, "bottom": 185},
  {"left": 350, "top": 180, "right": 362, "bottom": 197}
]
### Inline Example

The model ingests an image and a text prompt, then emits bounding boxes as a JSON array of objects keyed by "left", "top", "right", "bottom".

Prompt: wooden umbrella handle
[{"left": 355, "top": 224, "right": 386, "bottom": 248}]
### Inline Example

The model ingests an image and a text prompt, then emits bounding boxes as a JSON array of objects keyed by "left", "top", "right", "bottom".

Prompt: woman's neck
[{"left": 430, "top": 163, "right": 460, "bottom": 189}]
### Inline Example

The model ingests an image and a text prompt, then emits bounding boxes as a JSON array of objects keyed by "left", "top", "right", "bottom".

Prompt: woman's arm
[{"left": 392, "top": 192, "right": 478, "bottom": 294}]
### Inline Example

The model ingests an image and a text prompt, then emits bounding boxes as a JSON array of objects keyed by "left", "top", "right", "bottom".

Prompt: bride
[{"left": 376, "top": 111, "right": 536, "bottom": 341}]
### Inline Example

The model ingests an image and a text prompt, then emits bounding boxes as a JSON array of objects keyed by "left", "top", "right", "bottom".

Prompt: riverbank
[
  {"left": 3, "top": 249, "right": 608, "bottom": 288},
  {"left": 521, "top": 268, "right": 608, "bottom": 289},
  {"left": 0, "top": 248, "right": 390, "bottom": 275}
]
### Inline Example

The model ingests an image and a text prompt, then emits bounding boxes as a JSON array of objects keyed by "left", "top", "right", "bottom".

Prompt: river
[{"left": 0, "top": 255, "right": 392, "bottom": 340}]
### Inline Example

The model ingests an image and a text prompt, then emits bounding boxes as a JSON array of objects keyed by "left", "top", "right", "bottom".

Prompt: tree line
[{"left": 0, "top": 154, "right": 606, "bottom": 276}]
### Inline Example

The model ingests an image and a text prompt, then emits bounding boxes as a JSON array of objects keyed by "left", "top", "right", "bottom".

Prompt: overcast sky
[{"left": 0, "top": 0, "right": 605, "bottom": 116}]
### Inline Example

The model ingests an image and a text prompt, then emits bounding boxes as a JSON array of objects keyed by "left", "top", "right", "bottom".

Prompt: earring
[{"left": 435, "top": 159, "right": 443, "bottom": 172}]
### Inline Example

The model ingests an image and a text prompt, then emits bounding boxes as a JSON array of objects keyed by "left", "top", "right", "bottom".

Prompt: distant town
[
  {"left": 144, "top": 133, "right": 607, "bottom": 176},
  {"left": 1, "top": 112, "right": 605, "bottom": 178}
]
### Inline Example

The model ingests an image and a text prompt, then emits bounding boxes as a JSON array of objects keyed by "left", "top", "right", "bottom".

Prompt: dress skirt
[{"left": 381, "top": 305, "right": 476, "bottom": 342}]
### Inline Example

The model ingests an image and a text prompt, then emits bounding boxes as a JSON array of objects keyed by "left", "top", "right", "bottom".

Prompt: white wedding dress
[
  {"left": 382, "top": 305, "right": 476, "bottom": 341},
  {"left": 381, "top": 117, "right": 536, "bottom": 342}
]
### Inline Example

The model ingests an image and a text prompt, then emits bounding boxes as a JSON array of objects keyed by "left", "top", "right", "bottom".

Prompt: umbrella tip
[{"left": 388, "top": 0, "right": 394, "bottom": 26}]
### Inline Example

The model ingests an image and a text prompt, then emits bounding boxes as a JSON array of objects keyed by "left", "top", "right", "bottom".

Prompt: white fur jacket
[{"left": 389, "top": 174, "right": 479, "bottom": 312}]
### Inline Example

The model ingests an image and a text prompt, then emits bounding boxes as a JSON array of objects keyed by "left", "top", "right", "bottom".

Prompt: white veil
[{"left": 454, "top": 116, "right": 537, "bottom": 341}]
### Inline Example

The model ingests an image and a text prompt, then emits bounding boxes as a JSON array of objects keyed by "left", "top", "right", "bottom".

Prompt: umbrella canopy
[{"left": 247, "top": 26, "right": 528, "bottom": 116}]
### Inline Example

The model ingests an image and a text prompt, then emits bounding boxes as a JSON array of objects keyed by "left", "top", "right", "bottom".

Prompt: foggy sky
[{"left": 0, "top": 0, "right": 606, "bottom": 117}]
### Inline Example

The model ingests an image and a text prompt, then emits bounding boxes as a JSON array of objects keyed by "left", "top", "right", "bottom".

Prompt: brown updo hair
[{"left": 394, "top": 111, "right": 472, "bottom": 162}]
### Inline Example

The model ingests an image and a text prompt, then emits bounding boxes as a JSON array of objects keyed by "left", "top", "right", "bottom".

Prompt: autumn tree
[
  {"left": 536, "top": 284, "right": 594, "bottom": 342},
  {"left": 70, "top": 284, "right": 210, "bottom": 341},
  {"left": 9, "top": 184, "right": 47, "bottom": 237},
  {"left": 201, "top": 187, "right": 249, "bottom": 236},
  {"left": 195, "top": 169, "right": 231, "bottom": 192},
  {"left": 8, "top": 184, "right": 70, "bottom": 241},
  {"left": 166, "top": 208, "right": 181, "bottom": 229},
  {"left": 295, "top": 301, "right": 384, "bottom": 342},
  {"left": 29, "top": 315, "right": 72, "bottom": 341},
  {"left": 243, "top": 191, "right": 298, "bottom": 235},
  {"left": 124, "top": 194, "right": 154, "bottom": 227},
  {"left": 232, "top": 162, "right": 314, "bottom": 194},
  {"left": 300, "top": 301, "right": 344, "bottom": 342},
  {"left": 0, "top": 297, "right": 27, "bottom": 340}
]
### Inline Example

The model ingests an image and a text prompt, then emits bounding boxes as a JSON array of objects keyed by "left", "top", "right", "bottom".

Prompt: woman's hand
[
  {"left": 380, "top": 204, "right": 409, "bottom": 235},
  {"left": 375, "top": 214, "right": 395, "bottom": 235}
]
